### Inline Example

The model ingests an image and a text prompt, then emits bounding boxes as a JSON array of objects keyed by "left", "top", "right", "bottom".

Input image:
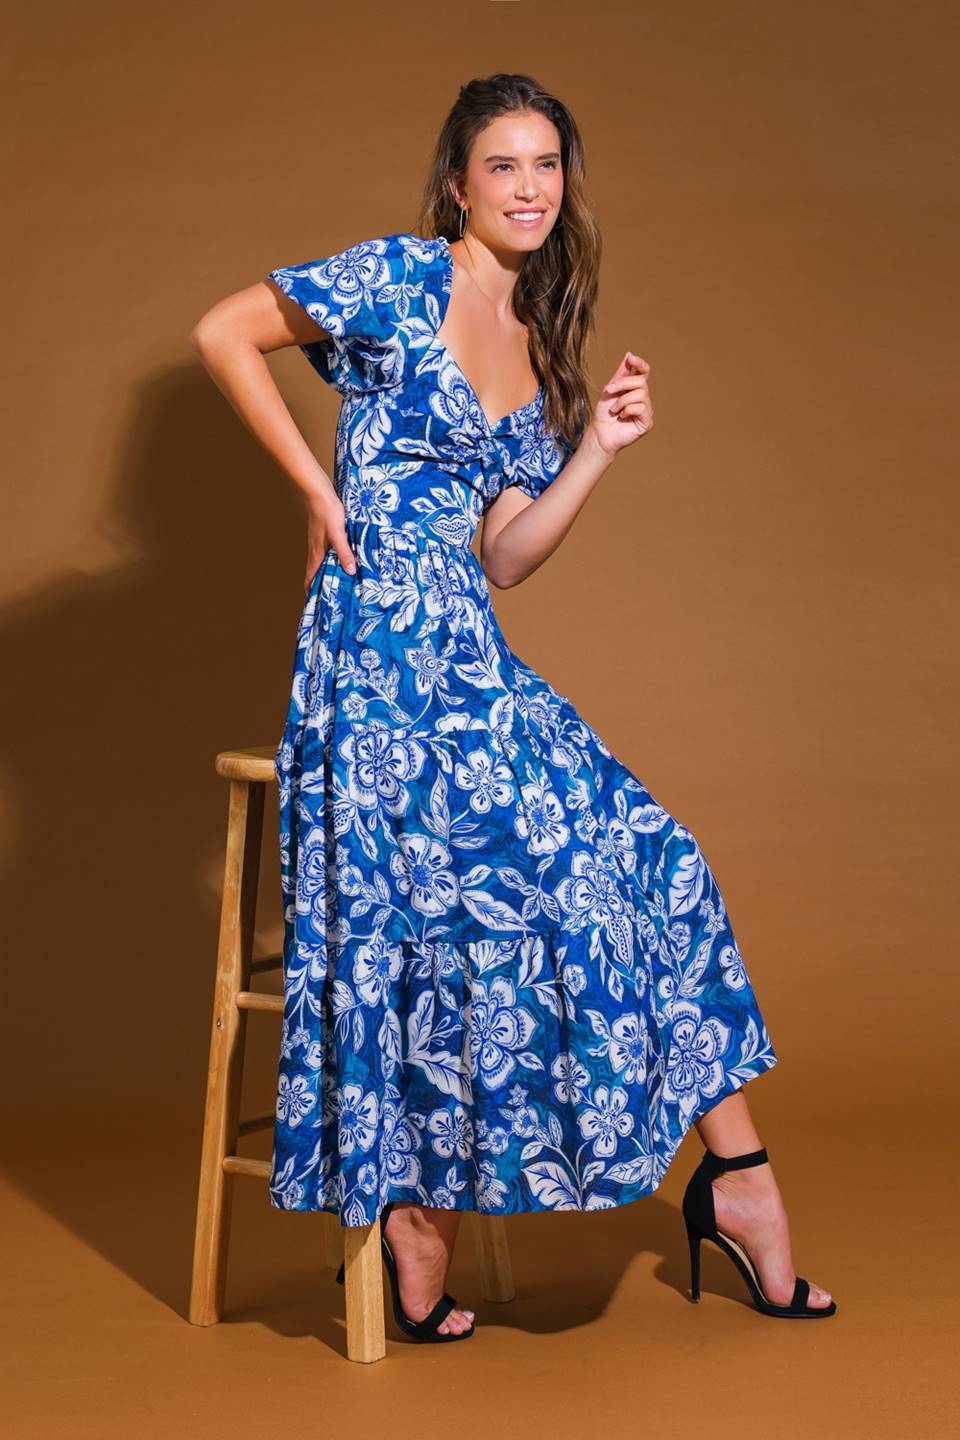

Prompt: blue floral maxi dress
[{"left": 265, "top": 232, "right": 778, "bottom": 1227}]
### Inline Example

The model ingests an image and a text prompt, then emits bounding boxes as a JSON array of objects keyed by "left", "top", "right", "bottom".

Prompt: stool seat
[
  {"left": 214, "top": 746, "right": 277, "bottom": 782},
  {"left": 189, "top": 744, "right": 516, "bottom": 1362}
]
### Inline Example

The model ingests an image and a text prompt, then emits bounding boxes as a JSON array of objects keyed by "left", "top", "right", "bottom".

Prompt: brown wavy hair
[{"left": 414, "top": 73, "right": 601, "bottom": 450}]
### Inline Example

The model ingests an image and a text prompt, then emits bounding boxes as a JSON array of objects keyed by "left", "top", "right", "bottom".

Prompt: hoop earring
[{"left": 459, "top": 205, "right": 469, "bottom": 237}]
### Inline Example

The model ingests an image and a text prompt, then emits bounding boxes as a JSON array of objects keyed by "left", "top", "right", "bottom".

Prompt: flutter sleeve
[
  {"left": 507, "top": 426, "right": 579, "bottom": 500},
  {"left": 265, "top": 233, "right": 410, "bottom": 395}
]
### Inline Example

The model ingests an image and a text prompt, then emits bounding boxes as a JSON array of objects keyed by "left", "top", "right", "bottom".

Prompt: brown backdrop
[{"left": 3, "top": 1, "right": 955, "bottom": 1434}]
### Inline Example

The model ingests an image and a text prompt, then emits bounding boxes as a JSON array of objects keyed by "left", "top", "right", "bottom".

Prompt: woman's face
[{"left": 452, "top": 108, "right": 564, "bottom": 253}]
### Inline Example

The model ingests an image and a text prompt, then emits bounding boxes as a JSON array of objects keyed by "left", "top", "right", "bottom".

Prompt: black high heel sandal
[
  {"left": 682, "top": 1145, "right": 837, "bottom": 1318},
  {"left": 335, "top": 1200, "right": 476, "bottom": 1343}
]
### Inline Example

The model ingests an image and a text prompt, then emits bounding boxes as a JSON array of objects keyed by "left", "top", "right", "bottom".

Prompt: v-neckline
[{"left": 434, "top": 235, "right": 543, "bottom": 434}]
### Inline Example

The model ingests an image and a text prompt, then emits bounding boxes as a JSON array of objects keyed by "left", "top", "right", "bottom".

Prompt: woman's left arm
[{"left": 481, "top": 351, "right": 654, "bottom": 588}]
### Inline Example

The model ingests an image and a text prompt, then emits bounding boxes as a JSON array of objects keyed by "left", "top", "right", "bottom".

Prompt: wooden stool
[{"left": 188, "top": 745, "right": 516, "bottom": 1362}]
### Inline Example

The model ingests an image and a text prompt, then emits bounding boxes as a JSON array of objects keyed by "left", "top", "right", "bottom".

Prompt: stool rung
[
  {"left": 236, "top": 990, "right": 283, "bottom": 1013},
  {"left": 222, "top": 1155, "right": 272, "bottom": 1179},
  {"left": 250, "top": 953, "right": 282, "bottom": 975},
  {"left": 238, "top": 1111, "right": 275, "bottom": 1137}
]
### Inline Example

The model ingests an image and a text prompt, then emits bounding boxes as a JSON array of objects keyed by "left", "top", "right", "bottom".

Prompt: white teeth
[{"left": 506, "top": 211, "right": 544, "bottom": 219}]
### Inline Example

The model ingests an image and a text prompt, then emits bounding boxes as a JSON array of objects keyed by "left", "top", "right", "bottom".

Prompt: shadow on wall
[{"left": 0, "top": 363, "right": 317, "bottom": 1295}]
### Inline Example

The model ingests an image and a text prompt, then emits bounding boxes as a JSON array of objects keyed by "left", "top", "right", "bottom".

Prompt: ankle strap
[{"left": 701, "top": 1145, "right": 768, "bottom": 1177}]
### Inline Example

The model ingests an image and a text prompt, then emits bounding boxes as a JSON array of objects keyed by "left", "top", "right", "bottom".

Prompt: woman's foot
[
  {"left": 382, "top": 1202, "right": 475, "bottom": 1335},
  {"left": 709, "top": 1158, "right": 833, "bottom": 1309}
]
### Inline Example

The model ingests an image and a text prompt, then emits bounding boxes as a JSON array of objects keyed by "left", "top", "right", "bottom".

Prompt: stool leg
[
  {"left": 343, "top": 1220, "right": 386, "bottom": 1363},
  {"left": 189, "top": 777, "right": 265, "bottom": 1326},
  {"left": 469, "top": 1213, "right": 516, "bottom": 1302}
]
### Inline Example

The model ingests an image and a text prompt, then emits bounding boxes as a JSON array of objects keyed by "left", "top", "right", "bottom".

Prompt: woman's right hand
[{"left": 305, "top": 495, "right": 358, "bottom": 596}]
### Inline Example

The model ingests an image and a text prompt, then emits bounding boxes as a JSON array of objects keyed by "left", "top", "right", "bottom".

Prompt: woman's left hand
[{"left": 589, "top": 352, "right": 654, "bottom": 456}]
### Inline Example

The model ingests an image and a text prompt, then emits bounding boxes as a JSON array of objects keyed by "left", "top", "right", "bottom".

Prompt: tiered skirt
[{"left": 269, "top": 522, "right": 778, "bottom": 1226}]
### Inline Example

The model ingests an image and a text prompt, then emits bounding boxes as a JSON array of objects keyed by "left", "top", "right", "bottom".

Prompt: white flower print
[
  {"left": 608, "top": 1013, "right": 648, "bottom": 1085},
  {"left": 454, "top": 746, "right": 516, "bottom": 814},
  {"left": 352, "top": 937, "right": 403, "bottom": 1006},
  {"left": 341, "top": 723, "right": 427, "bottom": 818},
  {"left": 555, "top": 852, "right": 630, "bottom": 933},
  {"left": 276, "top": 1073, "right": 317, "bottom": 1128},
  {"left": 405, "top": 636, "right": 452, "bottom": 696},
  {"left": 605, "top": 812, "right": 639, "bottom": 874},
  {"left": 351, "top": 467, "right": 402, "bottom": 524},
  {"left": 577, "top": 1084, "right": 635, "bottom": 1157},
  {"left": 551, "top": 1050, "right": 591, "bottom": 1104},
  {"left": 416, "top": 549, "right": 469, "bottom": 625},
  {"left": 302, "top": 243, "right": 392, "bottom": 326},
  {"left": 296, "top": 824, "right": 328, "bottom": 908},
  {"left": 667, "top": 919, "right": 693, "bottom": 966},
  {"left": 469, "top": 976, "right": 538, "bottom": 1089},
  {"left": 429, "top": 353, "right": 477, "bottom": 430},
  {"left": 357, "top": 1162, "right": 379, "bottom": 1195},
  {"left": 389, "top": 832, "right": 459, "bottom": 916},
  {"left": 514, "top": 779, "right": 571, "bottom": 854},
  {"left": 719, "top": 942, "right": 747, "bottom": 990},
  {"left": 379, "top": 1096, "right": 423, "bottom": 1186},
  {"left": 561, "top": 962, "right": 587, "bottom": 996},
  {"left": 336, "top": 861, "right": 365, "bottom": 898},
  {"left": 302, "top": 1041, "right": 325, "bottom": 1071},
  {"left": 335, "top": 1082, "right": 379, "bottom": 1155},
  {"left": 427, "top": 1104, "right": 475, "bottom": 1159},
  {"left": 475, "top": 1158, "right": 510, "bottom": 1211},
  {"left": 475, "top": 1118, "right": 511, "bottom": 1154},
  {"left": 662, "top": 1000, "right": 732, "bottom": 1120},
  {"left": 343, "top": 691, "right": 368, "bottom": 721},
  {"left": 430, "top": 1168, "right": 472, "bottom": 1209}
]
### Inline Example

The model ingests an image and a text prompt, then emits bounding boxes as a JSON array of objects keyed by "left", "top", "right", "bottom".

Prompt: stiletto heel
[
  {"left": 681, "top": 1145, "right": 837, "bottom": 1318},
  {"left": 335, "top": 1200, "right": 475, "bottom": 1343},
  {"left": 687, "top": 1224, "right": 702, "bottom": 1302}
]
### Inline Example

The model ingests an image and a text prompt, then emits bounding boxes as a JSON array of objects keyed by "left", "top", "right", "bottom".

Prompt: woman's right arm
[{"left": 188, "top": 280, "right": 358, "bottom": 591}]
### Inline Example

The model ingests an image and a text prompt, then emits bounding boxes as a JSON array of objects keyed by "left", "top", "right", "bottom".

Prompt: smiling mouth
[{"left": 504, "top": 209, "right": 547, "bottom": 223}]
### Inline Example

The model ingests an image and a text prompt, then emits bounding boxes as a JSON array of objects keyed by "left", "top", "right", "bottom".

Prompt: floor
[{"left": 2, "top": 1104, "right": 950, "bottom": 1440}]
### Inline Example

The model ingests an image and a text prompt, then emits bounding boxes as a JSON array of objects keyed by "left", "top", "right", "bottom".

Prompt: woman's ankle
[{"left": 694, "top": 1091, "right": 764, "bottom": 1157}]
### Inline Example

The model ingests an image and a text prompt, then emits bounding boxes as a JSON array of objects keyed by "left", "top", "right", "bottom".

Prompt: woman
[{"left": 191, "top": 73, "right": 835, "bottom": 1341}]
